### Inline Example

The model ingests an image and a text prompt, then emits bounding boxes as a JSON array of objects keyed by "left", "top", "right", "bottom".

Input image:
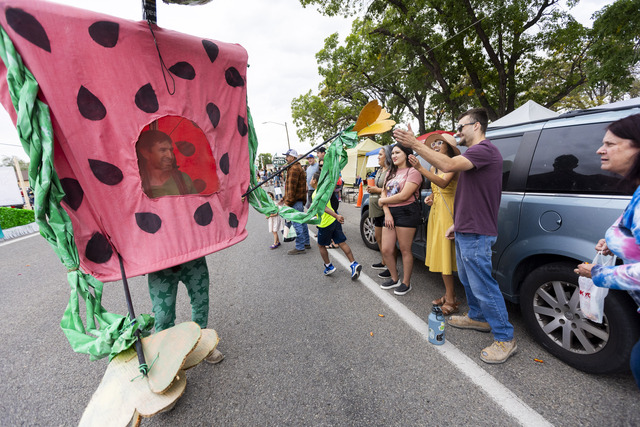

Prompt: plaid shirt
[{"left": 284, "top": 162, "right": 307, "bottom": 207}]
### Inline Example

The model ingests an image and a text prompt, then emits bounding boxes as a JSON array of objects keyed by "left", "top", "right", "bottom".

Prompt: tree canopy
[{"left": 292, "top": 0, "right": 640, "bottom": 142}]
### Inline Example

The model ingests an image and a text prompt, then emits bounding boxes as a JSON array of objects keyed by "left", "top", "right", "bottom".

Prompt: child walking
[
  {"left": 310, "top": 172, "right": 362, "bottom": 279},
  {"left": 267, "top": 192, "right": 282, "bottom": 249}
]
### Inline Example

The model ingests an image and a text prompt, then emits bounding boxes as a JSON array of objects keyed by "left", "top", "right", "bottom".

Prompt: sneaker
[
  {"left": 394, "top": 282, "right": 411, "bottom": 295},
  {"left": 350, "top": 262, "right": 362, "bottom": 280},
  {"left": 324, "top": 263, "right": 336, "bottom": 276},
  {"left": 371, "top": 262, "right": 386, "bottom": 270},
  {"left": 480, "top": 340, "right": 518, "bottom": 364},
  {"left": 204, "top": 349, "right": 225, "bottom": 364},
  {"left": 447, "top": 314, "right": 491, "bottom": 332},
  {"left": 380, "top": 278, "right": 400, "bottom": 289},
  {"left": 287, "top": 248, "right": 306, "bottom": 255},
  {"left": 378, "top": 269, "right": 391, "bottom": 279}
]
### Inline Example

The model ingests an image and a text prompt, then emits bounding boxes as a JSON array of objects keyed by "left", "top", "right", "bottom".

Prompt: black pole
[
  {"left": 242, "top": 131, "right": 341, "bottom": 198},
  {"left": 118, "top": 253, "right": 148, "bottom": 375},
  {"left": 143, "top": 0, "right": 157, "bottom": 24}
]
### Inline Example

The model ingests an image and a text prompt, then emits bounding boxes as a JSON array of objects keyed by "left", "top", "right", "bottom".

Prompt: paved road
[{"left": 0, "top": 201, "right": 638, "bottom": 426}]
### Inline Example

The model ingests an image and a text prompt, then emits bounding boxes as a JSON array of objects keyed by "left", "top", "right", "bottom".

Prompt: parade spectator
[
  {"left": 306, "top": 154, "right": 319, "bottom": 209},
  {"left": 394, "top": 108, "right": 515, "bottom": 364},
  {"left": 409, "top": 132, "right": 460, "bottom": 315},
  {"left": 136, "top": 129, "right": 223, "bottom": 364},
  {"left": 367, "top": 146, "right": 393, "bottom": 279},
  {"left": 575, "top": 113, "right": 640, "bottom": 388},
  {"left": 267, "top": 191, "right": 283, "bottom": 249},
  {"left": 310, "top": 171, "right": 362, "bottom": 279},
  {"left": 378, "top": 144, "right": 423, "bottom": 296},
  {"left": 283, "top": 149, "right": 310, "bottom": 254}
]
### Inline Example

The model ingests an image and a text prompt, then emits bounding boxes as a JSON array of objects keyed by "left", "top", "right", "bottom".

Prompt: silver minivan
[{"left": 360, "top": 99, "right": 640, "bottom": 373}]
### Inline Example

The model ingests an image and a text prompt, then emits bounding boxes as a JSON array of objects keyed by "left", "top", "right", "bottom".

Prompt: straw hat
[{"left": 424, "top": 131, "right": 460, "bottom": 156}]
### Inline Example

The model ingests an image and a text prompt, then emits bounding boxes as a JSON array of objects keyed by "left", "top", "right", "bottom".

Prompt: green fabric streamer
[
  {"left": 0, "top": 26, "right": 153, "bottom": 361},
  {"left": 245, "top": 107, "right": 358, "bottom": 223}
]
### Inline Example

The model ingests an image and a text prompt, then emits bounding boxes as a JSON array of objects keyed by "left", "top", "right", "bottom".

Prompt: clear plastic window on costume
[{"left": 136, "top": 116, "right": 219, "bottom": 198}]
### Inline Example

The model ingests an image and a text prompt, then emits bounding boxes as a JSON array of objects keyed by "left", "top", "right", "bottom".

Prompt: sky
[{"left": 0, "top": 0, "right": 616, "bottom": 161}]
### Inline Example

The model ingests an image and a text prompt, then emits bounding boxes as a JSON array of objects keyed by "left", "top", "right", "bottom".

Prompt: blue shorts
[{"left": 317, "top": 220, "right": 347, "bottom": 246}]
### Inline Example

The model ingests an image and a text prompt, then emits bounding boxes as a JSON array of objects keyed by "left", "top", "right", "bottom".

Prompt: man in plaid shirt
[{"left": 283, "top": 149, "right": 310, "bottom": 254}]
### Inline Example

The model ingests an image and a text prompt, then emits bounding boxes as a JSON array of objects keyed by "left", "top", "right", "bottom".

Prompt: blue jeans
[
  {"left": 455, "top": 232, "right": 514, "bottom": 342},
  {"left": 631, "top": 338, "right": 640, "bottom": 390},
  {"left": 293, "top": 201, "right": 309, "bottom": 250}
]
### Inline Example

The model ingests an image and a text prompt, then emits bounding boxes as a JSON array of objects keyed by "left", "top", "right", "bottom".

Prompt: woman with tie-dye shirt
[{"left": 576, "top": 113, "right": 640, "bottom": 389}]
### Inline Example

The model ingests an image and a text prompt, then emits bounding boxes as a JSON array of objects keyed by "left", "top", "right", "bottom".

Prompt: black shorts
[
  {"left": 373, "top": 215, "right": 385, "bottom": 227},
  {"left": 389, "top": 202, "right": 422, "bottom": 228}
]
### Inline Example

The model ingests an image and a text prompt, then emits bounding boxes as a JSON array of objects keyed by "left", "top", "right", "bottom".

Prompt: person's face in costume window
[{"left": 146, "top": 140, "right": 175, "bottom": 172}]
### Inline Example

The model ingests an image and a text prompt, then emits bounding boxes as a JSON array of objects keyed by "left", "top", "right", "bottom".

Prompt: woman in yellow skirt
[{"left": 409, "top": 132, "right": 460, "bottom": 314}]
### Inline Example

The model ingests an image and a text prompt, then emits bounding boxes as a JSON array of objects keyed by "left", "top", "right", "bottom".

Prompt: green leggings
[{"left": 148, "top": 257, "right": 210, "bottom": 332}]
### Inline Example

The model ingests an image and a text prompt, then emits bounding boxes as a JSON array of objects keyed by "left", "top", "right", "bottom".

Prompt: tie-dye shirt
[{"left": 592, "top": 185, "right": 640, "bottom": 312}]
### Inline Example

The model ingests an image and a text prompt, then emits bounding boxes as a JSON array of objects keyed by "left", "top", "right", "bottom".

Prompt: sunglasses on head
[{"left": 456, "top": 121, "right": 477, "bottom": 133}]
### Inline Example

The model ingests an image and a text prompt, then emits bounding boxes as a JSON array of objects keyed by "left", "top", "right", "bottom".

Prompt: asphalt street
[{"left": 0, "top": 200, "right": 638, "bottom": 426}]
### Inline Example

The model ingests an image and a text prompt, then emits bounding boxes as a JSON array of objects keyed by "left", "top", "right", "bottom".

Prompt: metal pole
[
  {"left": 118, "top": 253, "right": 148, "bottom": 375},
  {"left": 242, "top": 131, "right": 341, "bottom": 198},
  {"left": 284, "top": 122, "right": 291, "bottom": 150}
]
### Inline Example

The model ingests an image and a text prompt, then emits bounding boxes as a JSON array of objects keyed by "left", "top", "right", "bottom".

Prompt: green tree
[
  {"left": 257, "top": 153, "right": 273, "bottom": 170},
  {"left": 1, "top": 155, "right": 29, "bottom": 170}
]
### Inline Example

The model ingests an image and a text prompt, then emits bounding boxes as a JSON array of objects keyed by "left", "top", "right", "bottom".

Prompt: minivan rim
[
  {"left": 532, "top": 279, "right": 609, "bottom": 355},
  {"left": 363, "top": 216, "right": 376, "bottom": 246}
]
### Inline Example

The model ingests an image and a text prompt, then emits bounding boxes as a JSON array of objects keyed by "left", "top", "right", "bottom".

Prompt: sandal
[
  {"left": 441, "top": 300, "right": 460, "bottom": 315},
  {"left": 432, "top": 296, "right": 446, "bottom": 306},
  {"left": 327, "top": 243, "right": 339, "bottom": 249},
  {"left": 270, "top": 242, "right": 281, "bottom": 249}
]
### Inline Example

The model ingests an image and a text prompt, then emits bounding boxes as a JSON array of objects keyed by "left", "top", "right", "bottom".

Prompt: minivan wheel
[
  {"left": 520, "top": 261, "right": 640, "bottom": 374},
  {"left": 359, "top": 209, "right": 379, "bottom": 251}
]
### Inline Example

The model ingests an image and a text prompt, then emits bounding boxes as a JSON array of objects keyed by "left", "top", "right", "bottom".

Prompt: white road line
[
  {"left": 0, "top": 232, "right": 40, "bottom": 247},
  {"left": 321, "top": 239, "right": 553, "bottom": 427}
]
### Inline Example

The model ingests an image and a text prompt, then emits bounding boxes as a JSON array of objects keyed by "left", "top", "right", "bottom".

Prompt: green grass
[{"left": 0, "top": 206, "right": 35, "bottom": 229}]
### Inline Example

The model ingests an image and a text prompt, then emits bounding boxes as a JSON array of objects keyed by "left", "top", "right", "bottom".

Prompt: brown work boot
[
  {"left": 480, "top": 340, "right": 517, "bottom": 364},
  {"left": 447, "top": 314, "right": 491, "bottom": 332},
  {"left": 287, "top": 248, "right": 306, "bottom": 255}
]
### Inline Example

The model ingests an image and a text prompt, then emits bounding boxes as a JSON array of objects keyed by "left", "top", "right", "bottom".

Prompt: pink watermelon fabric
[{"left": 0, "top": 0, "right": 250, "bottom": 281}]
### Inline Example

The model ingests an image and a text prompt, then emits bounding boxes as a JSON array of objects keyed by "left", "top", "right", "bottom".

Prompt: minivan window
[
  {"left": 526, "top": 123, "right": 634, "bottom": 195},
  {"left": 491, "top": 136, "right": 521, "bottom": 190}
]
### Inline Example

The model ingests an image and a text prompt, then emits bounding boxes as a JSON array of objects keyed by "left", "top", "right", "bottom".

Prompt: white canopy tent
[
  {"left": 488, "top": 100, "right": 559, "bottom": 128},
  {"left": 342, "top": 138, "right": 382, "bottom": 185}
]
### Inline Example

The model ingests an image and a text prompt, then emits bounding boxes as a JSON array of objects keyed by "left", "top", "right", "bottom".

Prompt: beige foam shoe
[
  {"left": 447, "top": 314, "right": 491, "bottom": 332},
  {"left": 480, "top": 340, "right": 517, "bottom": 364},
  {"left": 204, "top": 349, "right": 225, "bottom": 364}
]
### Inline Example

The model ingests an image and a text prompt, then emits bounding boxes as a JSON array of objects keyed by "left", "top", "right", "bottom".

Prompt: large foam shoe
[
  {"left": 480, "top": 340, "right": 517, "bottom": 364},
  {"left": 205, "top": 349, "right": 225, "bottom": 364},
  {"left": 447, "top": 314, "right": 491, "bottom": 332}
]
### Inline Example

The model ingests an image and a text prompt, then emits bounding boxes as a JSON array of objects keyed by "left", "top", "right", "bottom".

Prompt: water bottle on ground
[{"left": 428, "top": 304, "right": 445, "bottom": 345}]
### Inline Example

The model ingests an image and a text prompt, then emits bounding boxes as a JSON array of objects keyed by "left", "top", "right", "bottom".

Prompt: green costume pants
[{"left": 148, "top": 257, "right": 210, "bottom": 332}]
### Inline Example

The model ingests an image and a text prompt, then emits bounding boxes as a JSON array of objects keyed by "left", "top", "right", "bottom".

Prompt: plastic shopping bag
[
  {"left": 578, "top": 252, "right": 616, "bottom": 323},
  {"left": 283, "top": 221, "right": 297, "bottom": 242}
]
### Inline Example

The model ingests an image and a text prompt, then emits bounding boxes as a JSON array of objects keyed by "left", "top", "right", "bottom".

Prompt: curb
[{"left": 0, "top": 222, "right": 40, "bottom": 242}]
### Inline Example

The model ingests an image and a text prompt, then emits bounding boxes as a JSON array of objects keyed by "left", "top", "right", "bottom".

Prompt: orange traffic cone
[{"left": 355, "top": 181, "right": 363, "bottom": 207}]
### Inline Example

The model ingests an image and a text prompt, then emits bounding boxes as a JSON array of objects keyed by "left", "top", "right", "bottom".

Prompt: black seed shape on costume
[
  {"left": 237, "top": 116, "right": 248, "bottom": 136},
  {"left": 6, "top": 8, "right": 51, "bottom": 53},
  {"left": 60, "top": 178, "right": 84, "bottom": 211},
  {"left": 88, "top": 159, "right": 123, "bottom": 185},
  {"left": 77, "top": 86, "right": 107, "bottom": 121},
  {"left": 225, "top": 67, "right": 244, "bottom": 87},
  {"left": 193, "top": 179, "right": 206, "bottom": 193},
  {"left": 135, "top": 83, "right": 159, "bottom": 113},
  {"left": 88, "top": 21, "right": 119, "bottom": 48},
  {"left": 220, "top": 153, "right": 230, "bottom": 175},
  {"left": 85, "top": 232, "right": 112, "bottom": 264},
  {"left": 202, "top": 40, "right": 219, "bottom": 63},
  {"left": 175, "top": 140, "right": 195, "bottom": 157},
  {"left": 194, "top": 202, "right": 213, "bottom": 226},
  {"left": 168, "top": 62, "right": 196, "bottom": 80},
  {"left": 135, "top": 212, "right": 162, "bottom": 234},
  {"left": 229, "top": 212, "right": 239, "bottom": 228},
  {"left": 206, "top": 103, "right": 220, "bottom": 128}
]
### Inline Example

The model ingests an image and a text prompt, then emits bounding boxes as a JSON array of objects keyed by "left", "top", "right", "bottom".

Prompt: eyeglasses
[
  {"left": 456, "top": 121, "right": 477, "bottom": 133},
  {"left": 430, "top": 140, "right": 443, "bottom": 148}
]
